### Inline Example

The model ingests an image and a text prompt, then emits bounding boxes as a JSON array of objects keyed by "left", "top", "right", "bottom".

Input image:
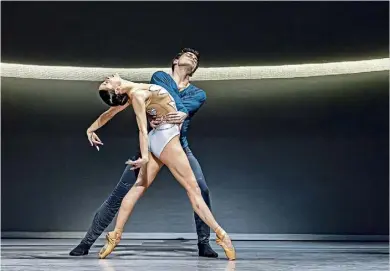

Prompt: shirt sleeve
[
  {"left": 149, "top": 71, "right": 188, "bottom": 114},
  {"left": 186, "top": 89, "right": 207, "bottom": 116}
]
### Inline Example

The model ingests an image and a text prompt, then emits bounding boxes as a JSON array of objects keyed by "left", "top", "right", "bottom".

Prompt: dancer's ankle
[
  {"left": 114, "top": 227, "right": 123, "bottom": 233},
  {"left": 112, "top": 228, "right": 123, "bottom": 239},
  {"left": 214, "top": 226, "right": 225, "bottom": 239}
]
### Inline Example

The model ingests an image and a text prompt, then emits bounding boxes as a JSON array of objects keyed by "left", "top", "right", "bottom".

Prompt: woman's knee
[
  {"left": 196, "top": 178, "right": 209, "bottom": 195},
  {"left": 186, "top": 181, "right": 202, "bottom": 197}
]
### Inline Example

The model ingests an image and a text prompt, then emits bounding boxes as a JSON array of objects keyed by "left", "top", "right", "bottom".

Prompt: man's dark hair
[{"left": 171, "top": 48, "right": 200, "bottom": 76}]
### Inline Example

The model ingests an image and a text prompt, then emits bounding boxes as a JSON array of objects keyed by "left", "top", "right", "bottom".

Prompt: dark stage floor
[{"left": 1, "top": 239, "right": 388, "bottom": 271}]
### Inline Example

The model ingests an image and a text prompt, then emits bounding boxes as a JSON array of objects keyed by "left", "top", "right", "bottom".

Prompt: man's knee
[
  {"left": 202, "top": 187, "right": 210, "bottom": 198},
  {"left": 105, "top": 180, "right": 132, "bottom": 206},
  {"left": 104, "top": 165, "right": 138, "bottom": 206},
  {"left": 119, "top": 165, "right": 138, "bottom": 186},
  {"left": 187, "top": 158, "right": 208, "bottom": 190}
]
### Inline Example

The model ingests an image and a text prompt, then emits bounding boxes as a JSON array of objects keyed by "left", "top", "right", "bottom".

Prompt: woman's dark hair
[
  {"left": 99, "top": 90, "right": 129, "bottom": 107},
  {"left": 171, "top": 48, "right": 200, "bottom": 75}
]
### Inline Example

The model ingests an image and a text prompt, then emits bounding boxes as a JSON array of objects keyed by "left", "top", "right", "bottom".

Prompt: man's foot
[
  {"left": 215, "top": 227, "right": 236, "bottom": 261},
  {"left": 198, "top": 243, "right": 218, "bottom": 258},
  {"left": 98, "top": 230, "right": 122, "bottom": 259},
  {"left": 69, "top": 243, "right": 90, "bottom": 256}
]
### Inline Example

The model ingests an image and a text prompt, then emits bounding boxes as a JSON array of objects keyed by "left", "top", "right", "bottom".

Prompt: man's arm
[
  {"left": 150, "top": 71, "right": 188, "bottom": 115},
  {"left": 184, "top": 89, "right": 206, "bottom": 116},
  {"left": 87, "top": 103, "right": 129, "bottom": 132},
  {"left": 165, "top": 89, "right": 206, "bottom": 124}
]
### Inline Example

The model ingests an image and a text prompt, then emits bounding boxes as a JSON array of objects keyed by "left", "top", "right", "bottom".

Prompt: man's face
[{"left": 177, "top": 51, "right": 198, "bottom": 72}]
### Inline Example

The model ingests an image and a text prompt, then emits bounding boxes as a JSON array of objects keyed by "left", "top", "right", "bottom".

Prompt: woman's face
[
  {"left": 99, "top": 74, "right": 125, "bottom": 94},
  {"left": 98, "top": 74, "right": 129, "bottom": 106}
]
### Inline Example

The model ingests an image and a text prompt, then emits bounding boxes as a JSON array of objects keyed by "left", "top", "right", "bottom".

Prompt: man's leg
[
  {"left": 69, "top": 155, "right": 140, "bottom": 256},
  {"left": 184, "top": 147, "right": 218, "bottom": 258}
]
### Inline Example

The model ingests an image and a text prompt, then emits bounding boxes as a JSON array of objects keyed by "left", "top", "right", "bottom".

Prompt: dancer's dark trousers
[{"left": 80, "top": 147, "right": 212, "bottom": 246}]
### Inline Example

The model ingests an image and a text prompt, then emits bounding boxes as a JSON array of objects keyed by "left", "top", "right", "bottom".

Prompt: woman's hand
[
  {"left": 86, "top": 130, "right": 103, "bottom": 151},
  {"left": 149, "top": 116, "right": 162, "bottom": 128},
  {"left": 125, "top": 157, "right": 149, "bottom": 170}
]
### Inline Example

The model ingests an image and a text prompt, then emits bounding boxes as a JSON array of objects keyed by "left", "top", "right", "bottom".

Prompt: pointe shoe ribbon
[{"left": 215, "top": 227, "right": 236, "bottom": 261}]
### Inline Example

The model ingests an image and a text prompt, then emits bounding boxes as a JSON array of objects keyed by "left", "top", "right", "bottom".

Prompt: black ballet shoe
[
  {"left": 69, "top": 243, "right": 90, "bottom": 256},
  {"left": 198, "top": 243, "right": 219, "bottom": 258}
]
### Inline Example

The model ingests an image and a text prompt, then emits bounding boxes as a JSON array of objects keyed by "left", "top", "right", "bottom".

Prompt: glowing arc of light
[{"left": 1, "top": 58, "right": 388, "bottom": 82}]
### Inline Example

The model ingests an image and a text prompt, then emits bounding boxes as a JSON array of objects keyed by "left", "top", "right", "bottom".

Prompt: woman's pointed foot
[
  {"left": 98, "top": 229, "right": 122, "bottom": 259},
  {"left": 215, "top": 227, "right": 236, "bottom": 261}
]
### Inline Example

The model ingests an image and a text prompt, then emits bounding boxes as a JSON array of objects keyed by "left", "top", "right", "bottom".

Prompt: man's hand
[
  {"left": 86, "top": 130, "right": 103, "bottom": 151},
  {"left": 125, "top": 157, "right": 149, "bottom": 170},
  {"left": 149, "top": 112, "right": 187, "bottom": 128},
  {"left": 150, "top": 117, "right": 162, "bottom": 129},
  {"left": 165, "top": 111, "right": 188, "bottom": 124}
]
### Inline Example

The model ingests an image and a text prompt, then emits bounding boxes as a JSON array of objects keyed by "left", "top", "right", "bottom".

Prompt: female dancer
[{"left": 94, "top": 74, "right": 236, "bottom": 260}]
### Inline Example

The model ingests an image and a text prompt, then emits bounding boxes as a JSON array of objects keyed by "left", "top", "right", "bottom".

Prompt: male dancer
[{"left": 70, "top": 48, "right": 218, "bottom": 258}]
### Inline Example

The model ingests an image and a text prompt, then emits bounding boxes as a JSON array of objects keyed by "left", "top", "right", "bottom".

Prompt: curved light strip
[{"left": 1, "top": 58, "right": 388, "bottom": 81}]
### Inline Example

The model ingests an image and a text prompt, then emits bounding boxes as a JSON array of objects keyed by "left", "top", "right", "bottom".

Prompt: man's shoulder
[
  {"left": 190, "top": 84, "right": 206, "bottom": 100},
  {"left": 151, "top": 70, "right": 170, "bottom": 79}
]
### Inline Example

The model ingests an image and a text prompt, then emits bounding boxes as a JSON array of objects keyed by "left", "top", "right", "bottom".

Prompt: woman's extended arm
[{"left": 126, "top": 90, "right": 150, "bottom": 170}]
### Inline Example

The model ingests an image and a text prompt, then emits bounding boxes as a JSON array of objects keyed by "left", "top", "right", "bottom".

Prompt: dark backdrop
[
  {"left": 1, "top": 1, "right": 389, "bottom": 67},
  {"left": 1, "top": 1, "right": 389, "bottom": 235},
  {"left": 2, "top": 71, "right": 388, "bottom": 234}
]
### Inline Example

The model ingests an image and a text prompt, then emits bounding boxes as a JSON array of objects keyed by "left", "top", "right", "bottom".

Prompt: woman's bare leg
[
  {"left": 99, "top": 153, "right": 163, "bottom": 259},
  {"left": 159, "top": 136, "right": 236, "bottom": 260},
  {"left": 115, "top": 153, "right": 163, "bottom": 232}
]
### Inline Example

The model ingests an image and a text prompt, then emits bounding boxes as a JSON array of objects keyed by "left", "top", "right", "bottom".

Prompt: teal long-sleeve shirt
[{"left": 149, "top": 71, "right": 206, "bottom": 148}]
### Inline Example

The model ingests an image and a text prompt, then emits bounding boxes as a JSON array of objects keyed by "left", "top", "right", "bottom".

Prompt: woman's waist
[
  {"left": 148, "top": 111, "right": 177, "bottom": 122},
  {"left": 152, "top": 122, "right": 180, "bottom": 131},
  {"left": 158, "top": 110, "right": 177, "bottom": 119}
]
